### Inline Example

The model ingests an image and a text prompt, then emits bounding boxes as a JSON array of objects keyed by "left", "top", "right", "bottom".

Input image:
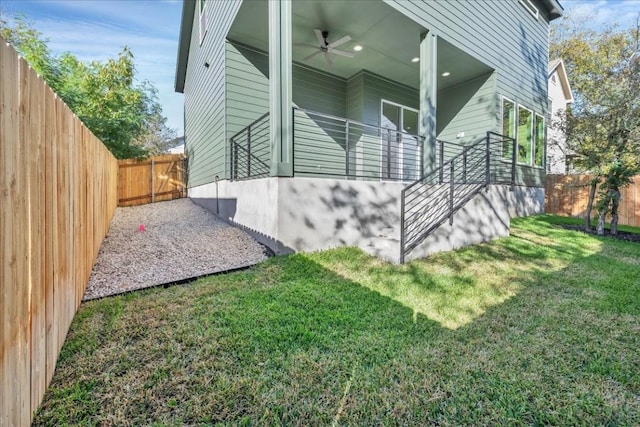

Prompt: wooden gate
[{"left": 118, "top": 154, "right": 187, "bottom": 207}]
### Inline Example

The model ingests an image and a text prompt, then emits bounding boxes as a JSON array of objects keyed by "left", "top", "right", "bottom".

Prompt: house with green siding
[{"left": 175, "top": 0, "right": 563, "bottom": 263}]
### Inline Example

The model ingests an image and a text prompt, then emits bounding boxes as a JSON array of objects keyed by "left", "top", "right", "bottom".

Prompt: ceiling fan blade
[
  {"left": 328, "top": 48, "right": 354, "bottom": 58},
  {"left": 303, "top": 50, "right": 322, "bottom": 61},
  {"left": 328, "top": 35, "right": 351, "bottom": 49},
  {"left": 324, "top": 51, "right": 333, "bottom": 66},
  {"left": 314, "top": 29, "right": 325, "bottom": 46}
]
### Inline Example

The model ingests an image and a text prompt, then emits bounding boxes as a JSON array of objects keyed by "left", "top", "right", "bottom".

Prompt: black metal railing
[
  {"left": 229, "top": 112, "right": 270, "bottom": 180},
  {"left": 293, "top": 108, "right": 425, "bottom": 181},
  {"left": 400, "top": 131, "right": 516, "bottom": 263}
]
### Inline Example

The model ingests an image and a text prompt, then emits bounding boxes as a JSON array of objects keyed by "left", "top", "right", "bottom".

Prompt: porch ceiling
[{"left": 228, "top": 0, "right": 492, "bottom": 90}]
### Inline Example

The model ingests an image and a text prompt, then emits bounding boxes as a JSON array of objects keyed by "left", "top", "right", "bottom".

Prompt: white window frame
[
  {"left": 199, "top": 0, "right": 208, "bottom": 45},
  {"left": 501, "top": 96, "right": 517, "bottom": 160},
  {"left": 533, "top": 113, "right": 545, "bottom": 169},
  {"left": 517, "top": 105, "right": 534, "bottom": 166},
  {"left": 501, "top": 97, "right": 546, "bottom": 168},
  {"left": 519, "top": 0, "right": 539, "bottom": 20}
]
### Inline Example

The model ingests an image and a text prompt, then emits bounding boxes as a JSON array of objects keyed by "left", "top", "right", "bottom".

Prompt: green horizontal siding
[
  {"left": 385, "top": 0, "right": 549, "bottom": 115},
  {"left": 225, "top": 42, "right": 271, "bottom": 178},
  {"left": 437, "top": 72, "right": 496, "bottom": 144},
  {"left": 184, "top": 1, "right": 241, "bottom": 188}
]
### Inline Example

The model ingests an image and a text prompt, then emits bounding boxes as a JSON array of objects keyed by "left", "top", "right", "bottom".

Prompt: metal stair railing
[
  {"left": 400, "top": 131, "right": 516, "bottom": 263},
  {"left": 230, "top": 112, "right": 271, "bottom": 180}
]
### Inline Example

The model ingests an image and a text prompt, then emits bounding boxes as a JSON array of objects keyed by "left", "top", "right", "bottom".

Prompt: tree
[
  {"left": 550, "top": 16, "right": 640, "bottom": 234},
  {"left": 0, "top": 14, "right": 175, "bottom": 159},
  {"left": 131, "top": 85, "right": 179, "bottom": 155}
]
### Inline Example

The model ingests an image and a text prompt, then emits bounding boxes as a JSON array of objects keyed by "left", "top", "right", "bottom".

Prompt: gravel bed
[{"left": 84, "top": 198, "right": 269, "bottom": 300}]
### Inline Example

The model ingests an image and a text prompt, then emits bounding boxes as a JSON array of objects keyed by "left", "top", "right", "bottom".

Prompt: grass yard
[{"left": 34, "top": 215, "right": 640, "bottom": 426}]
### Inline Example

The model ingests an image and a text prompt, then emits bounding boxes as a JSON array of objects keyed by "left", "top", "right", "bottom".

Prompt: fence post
[
  {"left": 151, "top": 159, "right": 155, "bottom": 203},
  {"left": 233, "top": 139, "right": 238, "bottom": 180},
  {"left": 511, "top": 134, "right": 517, "bottom": 190},
  {"left": 247, "top": 126, "right": 252, "bottom": 178},
  {"left": 419, "top": 137, "right": 424, "bottom": 180},
  {"left": 449, "top": 160, "right": 455, "bottom": 225},
  {"left": 345, "top": 120, "right": 350, "bottom": 178},
  {"left": 462, "top": 146, "right": 468, "bottom": 184},
  {"left": 400, "top": 189, "right": 406, "bottom": 264},
  {"left": 486, "top": 132, "right": 491, "bottom": 187},
  {"left": 439, "top": 139, "right": 444, "bottom": 184},
  {"left": 387, "top": 128, "right": 392, "bottom": 180}
]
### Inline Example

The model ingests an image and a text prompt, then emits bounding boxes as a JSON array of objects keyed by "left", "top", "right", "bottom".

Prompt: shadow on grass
[{"left": 312, "top": 215, "right": 607, "bottom": 330}]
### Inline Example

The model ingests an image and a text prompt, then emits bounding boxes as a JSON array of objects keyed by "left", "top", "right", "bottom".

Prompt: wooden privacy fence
[
  {"left": 545, "top": 174, "right": 640, "bottom": 227},
  {"left": 1, "top": 41, "right": 118, "bottom": 425},
  {"left": 118, "top": 154, "right": 187, "bottom": 207}
]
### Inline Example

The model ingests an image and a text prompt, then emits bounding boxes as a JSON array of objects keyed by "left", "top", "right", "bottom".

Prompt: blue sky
[
  {"left": 2, "top": 0, "right": 184, "bottom": 134},
  {"left": 1, "top": 0, "right": 639, "bottom": 137}
]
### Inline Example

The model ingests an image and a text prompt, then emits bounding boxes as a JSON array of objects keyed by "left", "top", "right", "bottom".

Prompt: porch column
[
  {"left": 419, "top": 31, "right": 437, "bottom": 175},
  {"left": 268, "top": 0, "right": 293, "bottom": 176}
]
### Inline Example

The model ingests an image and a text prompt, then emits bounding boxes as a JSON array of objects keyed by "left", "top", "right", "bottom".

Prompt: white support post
[
  {"left": 268, "top": 0, "right": 293, "bottom": 176},
  {"left": 419, "top": 31, "right": 437, "bottom": 176}
]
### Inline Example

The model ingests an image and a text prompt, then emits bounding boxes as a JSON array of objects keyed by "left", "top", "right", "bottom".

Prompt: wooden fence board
[
  {"left": 44, "top": 91, "right": 57, "bottom": 388},
  {"left": 1, "top": 39, "right": 27, "bottom": 426},
  {"left": 545, "top": 174, "right": 640, "bottom": 227},
  {"left": 118, "top": 154, "right": 187, "bottom": 207},
  {"left": 27, "top": 66, "right": 47, "bottom": 415},
  {"left": 1, "top": 40, "right": 119, "bottom": 425}
]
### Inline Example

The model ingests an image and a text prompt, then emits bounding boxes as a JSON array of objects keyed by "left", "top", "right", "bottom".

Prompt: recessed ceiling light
[
  {"left": 353, "top": 45, "right": 363, "bottom": 51},
  {"left": 411, "top": 57, "right": 420, "bottom": 63},
  {"left": 442, "top": 71, "right": 451, "bottom": 77}
]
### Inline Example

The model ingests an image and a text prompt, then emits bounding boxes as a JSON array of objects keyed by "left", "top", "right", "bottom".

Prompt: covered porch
[{"left": 224, "top": 0, "right": 497, "bottom": 183}]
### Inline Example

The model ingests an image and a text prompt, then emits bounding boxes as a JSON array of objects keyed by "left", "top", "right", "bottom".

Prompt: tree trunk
[
  {"left": 596, "top": 193, "right": 610, "bottom": 236},
  {"left": 597, "top": 211, "right": 606, "bottom": 235},
  {"left": 584, "top": 179, "right": 598, "bottom": 232},
  {"left": 610, "top": 189, "right": 620, "bottom": 235}
]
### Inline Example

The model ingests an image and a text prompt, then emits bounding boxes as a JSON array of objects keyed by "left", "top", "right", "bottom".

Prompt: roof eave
[
  {"left": 175, "top": 0, "right": 196, "bottom": 94},
  {"left": 542, "top": 0, "right": 564, "bottom": 21}
]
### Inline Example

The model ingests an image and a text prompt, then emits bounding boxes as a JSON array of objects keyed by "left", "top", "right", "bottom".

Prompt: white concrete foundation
[{"left": 190, "top": 178, "right": 543, "bottom": 263}]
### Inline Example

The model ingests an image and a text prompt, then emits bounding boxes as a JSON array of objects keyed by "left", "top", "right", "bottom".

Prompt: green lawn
[{"left": 34, "top": 215, "right": 640, "bottom": 426}]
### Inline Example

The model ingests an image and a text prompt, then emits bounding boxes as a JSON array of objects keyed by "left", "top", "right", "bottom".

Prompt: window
[
  {"left": 501, "top": 97, "right": 545, "bottom": 167},
  {"left": 502, "top": 98, "right": 516, "bottom": 159},
  {"left": 199, "top": 0, "right": 208, "bottom": 45},
  {"left": 517, "top": 106, "right": 533, "bottom": 164},
  {"left": 534, "top": 114, "right": 545, "bottom": 167},
  {"left": 551, "top": 73, "right": 557, "bottom": 84},
  {"left": 519, "top": 0, "right": 539, "bottom": 20}
]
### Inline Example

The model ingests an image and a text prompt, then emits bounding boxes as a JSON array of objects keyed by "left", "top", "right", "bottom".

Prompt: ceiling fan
[{"left": 299, "top": 29, "right": 354, "bottom": 66}]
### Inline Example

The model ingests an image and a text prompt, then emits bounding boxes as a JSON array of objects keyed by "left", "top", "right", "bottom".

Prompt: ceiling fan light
[
  {"left": 353, "top": 45, "right": 363, "bottom": 51},
  {"left": 442, "top": 71, "right": 451, "bottom": 77},
  {"left": 411, "top": 57, "right": 420, "bottom": 63}
]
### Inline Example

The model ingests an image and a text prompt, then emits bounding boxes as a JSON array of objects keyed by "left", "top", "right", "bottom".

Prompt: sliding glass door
[{"left": 381, "top": 101, "right": 420, "bottom": 181}]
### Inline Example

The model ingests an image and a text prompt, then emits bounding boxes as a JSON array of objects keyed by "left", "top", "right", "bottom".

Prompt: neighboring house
[
  {"left": 165, "top": 136, "right": 185, "bottom": 154},
  {"left": 547, "top": 59, "right": 574, "bottom": 173},
  {"left": 168, "top": 144, "right": 185, "bottom": 154},
  {"left": 175, "top": 0, "right": 563, "bottom": 263}
]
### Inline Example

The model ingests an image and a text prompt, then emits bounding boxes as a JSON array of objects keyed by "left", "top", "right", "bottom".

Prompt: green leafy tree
[
  {"left": 0, "top": 14, "right": 175, "bottom": 159},
  {"left": 550, "top": 16, "right": 640, "bottom": 234},
  {"left": 0, "top": 14, "right": 59, "bottom": 87},
  {"left": 132, "top": 85, "right": 180, "bottom": 155}
]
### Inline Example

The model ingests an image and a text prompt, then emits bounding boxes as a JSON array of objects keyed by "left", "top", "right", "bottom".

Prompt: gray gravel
[{"left": 83, "top": 198, "right": 269, "bottom": 300}]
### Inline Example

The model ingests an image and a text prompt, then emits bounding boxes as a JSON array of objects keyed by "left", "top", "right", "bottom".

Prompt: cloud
[{"left": 563, "top": 0, "right": 640, "bottom": 30}]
